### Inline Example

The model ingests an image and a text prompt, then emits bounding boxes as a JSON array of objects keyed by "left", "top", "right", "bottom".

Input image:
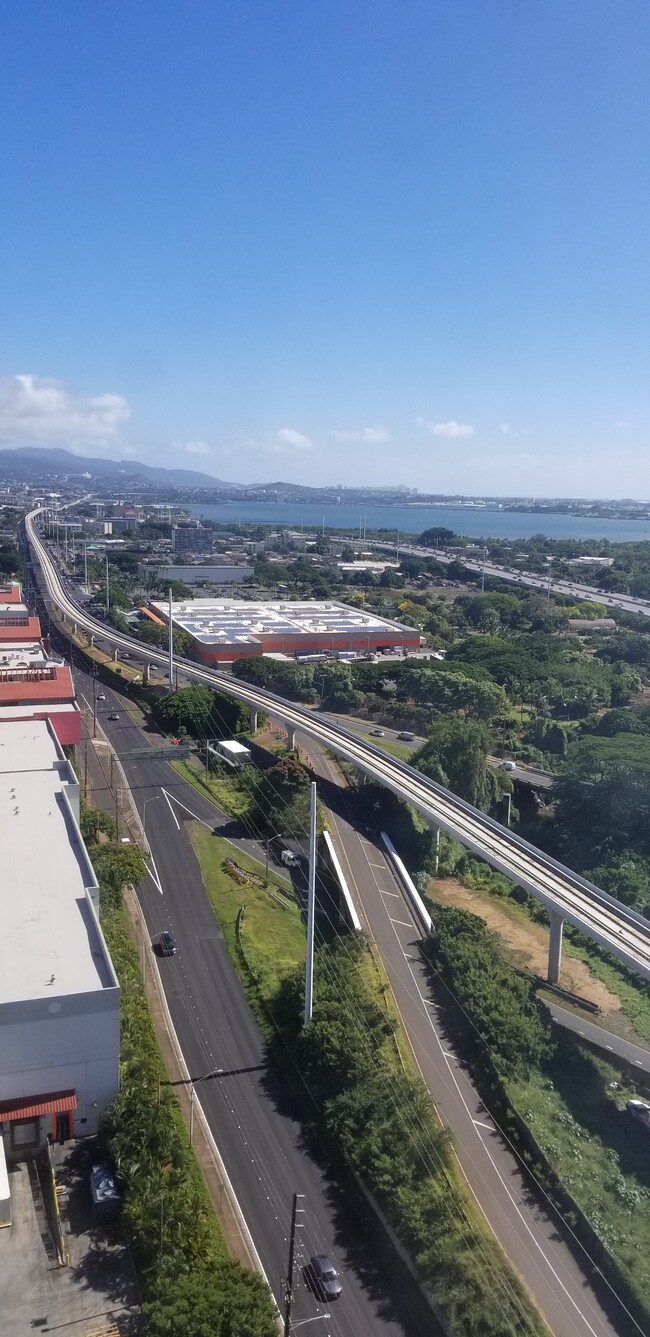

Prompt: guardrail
[
  {"left": 380, "top": 832, "right": 432, "bottom": 936},
  {"left": 321, "top": 830, "right": 362, "bottom": 933}
]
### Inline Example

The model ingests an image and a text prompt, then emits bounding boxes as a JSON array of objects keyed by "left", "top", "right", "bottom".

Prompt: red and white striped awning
[{"left": 0, "top": 1090, "right": 77, "bottom": 1122}]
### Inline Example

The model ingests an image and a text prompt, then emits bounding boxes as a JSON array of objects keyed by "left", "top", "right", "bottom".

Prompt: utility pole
[
  {"left": 504, "top": 792, "right": 512, "bottom": 828},
  {"left": 84, "top": 542, "right": 88, "bottom": 592},
  {"left": 481, "top": 546, "right": 487, "bottom": 593},
  {"left": 92, "top": 668, "right": 98, "bottom": 738},
  {"left": 283, "top": 1192, "right": 305, "bottom": 1337},
  {"left": 304, "top": 781, "right": 317, "bottom": 1024},
  {"left": 105, "top": 555, "right": 110, "bottom": 614},
  {"left": 167, "top": 586, "right": 174, "bottom": 694}
]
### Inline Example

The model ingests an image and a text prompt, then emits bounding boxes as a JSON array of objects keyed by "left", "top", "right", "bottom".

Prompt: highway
[
  {"left": 24, "top": 507, "right": 650, "bottom": 986},
  {"left": 369, "top": 540, "right": 650, "bottom": 618},
  {"left": 74, "top": 663, "right": 436, "bottom": 1337},
  {"left": 78, "top": 665, "right": 633, "bottom": 1337},
  {"left": 299, "top": 734, "right": 630, "bottom": 1337}
]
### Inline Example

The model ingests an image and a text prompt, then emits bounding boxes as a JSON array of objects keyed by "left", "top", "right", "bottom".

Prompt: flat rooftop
[
  {"left": 0, "top": 641, "right": 50, "bottom": 668},
  {"left": 0, "top": 721, "right": 116, "bottom": 1005},
  {"left": 150, "top": 597, "right": 418, "bottom": 648}
]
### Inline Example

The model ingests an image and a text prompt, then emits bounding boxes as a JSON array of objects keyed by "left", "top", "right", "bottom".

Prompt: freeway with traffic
[
  {"left": 24, "top": 507, "right": 650, "bottom": 987},
  {"left": 370, "top": 540, "right": 650, "bottom": 618}
]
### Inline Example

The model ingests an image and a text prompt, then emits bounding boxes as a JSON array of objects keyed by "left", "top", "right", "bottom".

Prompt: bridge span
[{"left": 24, "top": 506, "right": 650, "bottom": 987}]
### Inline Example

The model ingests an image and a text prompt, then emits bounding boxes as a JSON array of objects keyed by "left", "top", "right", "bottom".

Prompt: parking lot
[{"left": 1, "top": 1143, "right": 138, "bottom": 1337}]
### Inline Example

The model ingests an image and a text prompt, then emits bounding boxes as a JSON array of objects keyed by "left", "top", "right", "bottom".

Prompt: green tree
[
  {"left": 142, "top": 1262, "right": 277, "bottom": 1337},
  {"left": 248, "top": 755, "right": 313, "bottom": 838},
  {"left": 154, "top": 685, "right": 216, "bottom": 736},
  {"left": 412, "top": 719, "right": 493, "bottom": 808},
  {"left": 91, "top": 843, "right": 148, "bottom": 909}
]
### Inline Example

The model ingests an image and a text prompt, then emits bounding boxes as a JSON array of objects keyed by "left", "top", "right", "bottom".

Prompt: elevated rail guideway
[{"left": 25, "top": 506, "right": 650, "bottom": 987}]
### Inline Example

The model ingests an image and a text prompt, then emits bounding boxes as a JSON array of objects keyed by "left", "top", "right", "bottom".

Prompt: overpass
[{"left": 24, "top": 506, "right": 650, "bottom": 987}]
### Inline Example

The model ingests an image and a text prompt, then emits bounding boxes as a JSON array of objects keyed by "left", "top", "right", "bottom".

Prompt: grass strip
[{"left": 191, "top": 825, "right": 549, "bottom": 1337}]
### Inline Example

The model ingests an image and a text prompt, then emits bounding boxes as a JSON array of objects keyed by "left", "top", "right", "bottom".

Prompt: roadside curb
[{"left": 123, "top": 889, "right": 271, "bottom": 1284}]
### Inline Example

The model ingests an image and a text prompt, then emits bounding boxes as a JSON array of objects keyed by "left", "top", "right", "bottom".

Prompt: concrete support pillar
[
  {"left": 249, "top": 707, "right": 259, "bottom": 734},
  {"left": 354, "top": 765, "right": 366, "bottom": 787},
  {"left": 287, "top": 728, "right": 297, "bottom": 750},
  {"left": 113, "top": 648, "right": 119, "bottom": 662},
  {"left": 90, "top": 635, "right": 95, "bottom": 648},
  {"left": 548, "top": 910, "right": 564, "bottom": 985},
  {"left": 72, "top": 621, "right": 77, "bottom": 635},
  {"left": 434, "top": 826, "right": 440, "bottom": 875},
  {"left": 143, "top": 664, "right": 150, "bottom": 685}
]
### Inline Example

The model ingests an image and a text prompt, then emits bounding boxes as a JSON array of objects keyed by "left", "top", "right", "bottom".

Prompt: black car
[
  {"left": 307, "top": 1254, "right": 342, "bottom": 1300},
  {"left": 158, "top": 931, "right": 177, "bottom": 956}
]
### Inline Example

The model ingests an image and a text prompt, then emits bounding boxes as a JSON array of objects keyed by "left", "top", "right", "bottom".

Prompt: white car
[
  {"left": 627, "top": 1099, "right": 650, "bottom": 1133},
  {"left": 280, "top": 849, "right": 300, "bottom": 868}
]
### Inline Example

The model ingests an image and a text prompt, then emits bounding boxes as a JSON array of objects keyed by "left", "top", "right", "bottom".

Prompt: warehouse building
[
  {"left": 0, "top": 720, "right": 119, "bottom": 1160},
  {"left": 148, "top": 597, "right": 423, "bottom": 665}
]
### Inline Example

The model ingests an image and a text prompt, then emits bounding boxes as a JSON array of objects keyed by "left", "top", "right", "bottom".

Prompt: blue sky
[{"left": 1, "top": 1, "right": 649, "bottom": 495}]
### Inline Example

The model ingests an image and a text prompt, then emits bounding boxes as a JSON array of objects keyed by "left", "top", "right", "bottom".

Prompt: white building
[{"left": 0, "top": 720, "right": 119, "bottom": 1158}]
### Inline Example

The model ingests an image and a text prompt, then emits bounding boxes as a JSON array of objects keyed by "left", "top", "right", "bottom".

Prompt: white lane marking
[
  {"left": 161, "top": 787, "right": 214, "bottom": 830},
  {"left": 474, "top": 1120, "right": 495, "bottom": 1132},
  {"left": 382, "top": 926, "right": 603, "bottom": 1336},
  {"left": 379, "top": 888, "right": 400, "bottom": 898},
  {"left": 161, "top": 788, "right": 181, "bottom": 830},
  {"left": 351, "top": 833, "right": 604, "bottom": 1335},
  {"left": 147, "top": 853, "right": 164, "bottom": 895},
  {"left": 390, "top": 918, "right": 414, "bottom": 929}
]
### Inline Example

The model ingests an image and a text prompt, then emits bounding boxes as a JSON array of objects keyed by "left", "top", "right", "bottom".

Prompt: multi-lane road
[
  {"left": 24, "top": 515, "right": 649, "bottom": 1337},
  {"left": 24, "top": 507, "right": 650, "bottom": 987},
  {"left": 370, "top": 540, "right": 650, "bottom": 618},
  {"left": 75, "top": 664, "right": 436, "bottom": 1337}
]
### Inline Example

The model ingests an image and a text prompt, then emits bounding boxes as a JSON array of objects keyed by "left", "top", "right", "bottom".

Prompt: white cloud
[
  {"left": 174, "top": 439, "right": 212, "bottom": 455},
  {"left": 417, "top": 417, "right": 474, "bottom": 439},
  {"left": 271, "top": 428, "right": 313, "bottom": 451},
  {"left": 500, "top": 422, "right": 531, "bottom": 437},
  {"left": 239, "top": 427, "right": 314, "bottom": 455},
  {"left": 0, "top": 374, "right": 130, "bottom": 449},
  {"left": 330, "top": 425, "right": 391, "bottom": 444}
]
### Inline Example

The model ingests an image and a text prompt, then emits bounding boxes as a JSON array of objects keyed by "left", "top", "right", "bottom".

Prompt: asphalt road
[
  {"left": 299, "top": 734, "right": 634, "bottom": 1337},
  {"left": 371, "top": 541, "right": 650, "bottom": 618},
  {"left": 546, "top": 1003, "right": 650, "bottom": 1078},
  {"left": 73, "top": 663, "right": 438, "bottom": 1337},
  {"left": 322, "top": 713, "right": 554, "bottom": 791}
]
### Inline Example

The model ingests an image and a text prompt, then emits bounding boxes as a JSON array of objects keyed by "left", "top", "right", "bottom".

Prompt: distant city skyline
[{"left": 1, "top": 2, "right": 649, "bottom": 496}]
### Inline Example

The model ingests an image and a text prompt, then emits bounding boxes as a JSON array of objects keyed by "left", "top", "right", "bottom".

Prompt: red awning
[{"left": 0, "top": 1090, "right": 77, "bottom": 1122}]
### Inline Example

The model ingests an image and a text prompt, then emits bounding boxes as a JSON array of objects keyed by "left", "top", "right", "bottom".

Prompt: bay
[{"left": 186, "top": 500, "right": 650, "bottom": 543}]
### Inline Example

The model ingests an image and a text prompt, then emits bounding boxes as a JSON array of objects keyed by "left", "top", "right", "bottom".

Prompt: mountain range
[{"left": 0, "top": 446, "right": 234, "bottom": 488}]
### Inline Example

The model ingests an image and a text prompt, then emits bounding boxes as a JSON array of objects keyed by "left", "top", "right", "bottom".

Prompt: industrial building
[
  {"left": 148, "top": 596, "right": 423, "bottom": 665},
  {"left": 0, "top": 641, "right": 80, "bottom": 745},
  {"left": 0, "top": 583, "right": 80, "bottom": 745},
  {"left": 0, "top": 720, "right": 119, "bottom": 1160}
]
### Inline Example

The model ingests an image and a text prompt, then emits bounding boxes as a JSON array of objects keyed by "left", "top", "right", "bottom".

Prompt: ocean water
[{"left": 186, "top": 500, "right": 650, "bottom": 543}]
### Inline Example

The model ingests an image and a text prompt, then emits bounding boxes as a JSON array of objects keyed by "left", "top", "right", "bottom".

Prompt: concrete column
[
  {"left": 72, "top": 621, "right": 77, "bottom": 635},
  {"left": 287, "top": 728, "right": 297, "bottom": 750},
  {"left": 434, "top": 826, "right": 440, "bottom": 875},
  {"left": 249, "top": 707, "right": 259, "bottom": 733},
  {"left": 113, "top": 648, "right": 119, "bottom": 661},
  {"left": 143, "top": 664, "right": 150, "bottom": 685},
  {"left": 548, "top": 910, "right": 564, "bottom": 985}
]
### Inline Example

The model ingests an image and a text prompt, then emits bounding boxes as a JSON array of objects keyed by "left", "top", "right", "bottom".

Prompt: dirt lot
[{"left": 431, "top": 878, "right": 622, "bottom": 1016}]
